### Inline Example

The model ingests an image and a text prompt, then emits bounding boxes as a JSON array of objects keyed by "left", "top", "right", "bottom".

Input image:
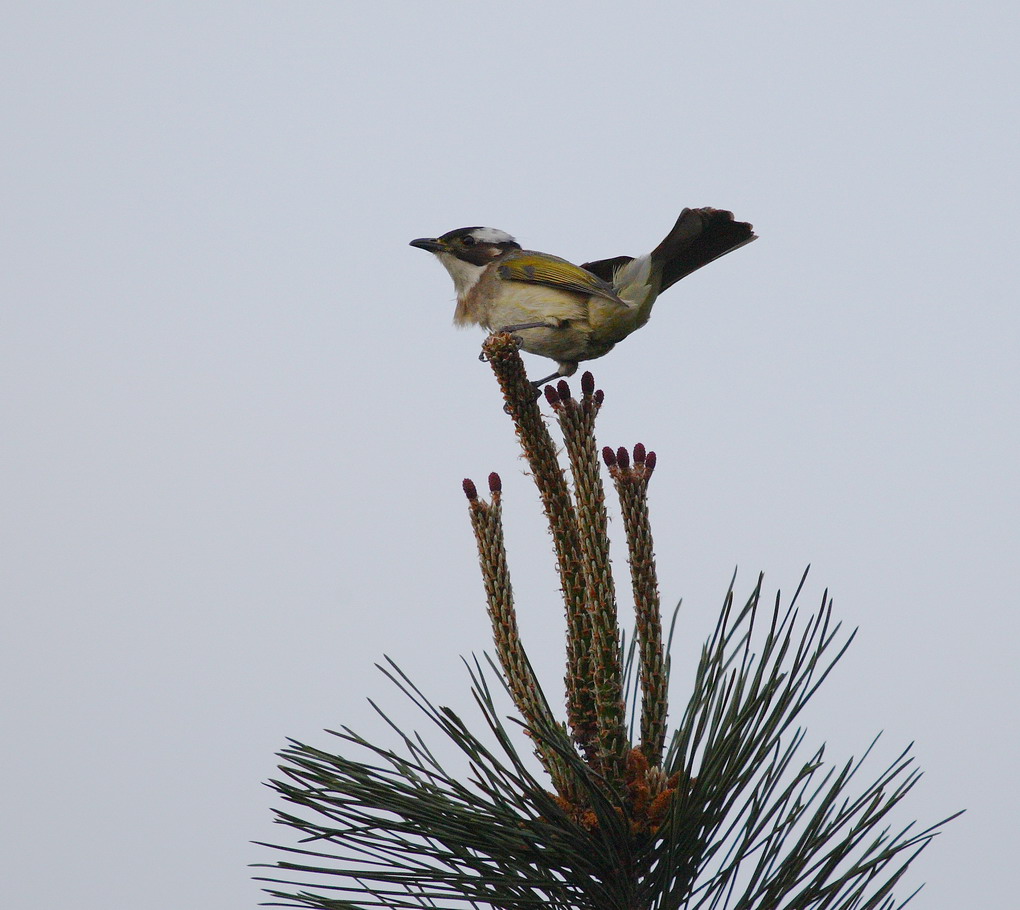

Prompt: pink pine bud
[
  {"left": 462, "top": 478, "right": 478, "bottom": 501},
  {"left": 616, "top": 447, "right": 630, "bottom": 470},
  {"left": 633, "top": 443, "right": 646, "bottom": 464},
  {"left": 581, "top": 372, "right": 595, "bottom": 396},
  {"left": 556, "top": 379, "right": 571, "bottom": 401},
  {"left": 602, "top": 446, "right": 617, "bottom": 468},
  {"left": 645, "top": 451, "right": 656, "bottom": 475},
  {"left": 544, "top": 385, "right": 559, "bottom": 407},
  {"left": 488, "top": 472, "right": 502, "bottom": 494}
]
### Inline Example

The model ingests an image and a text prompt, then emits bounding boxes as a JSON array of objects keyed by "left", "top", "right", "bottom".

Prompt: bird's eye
[{"left": 461, "top": 236, "right": 476, "bottom": 246}]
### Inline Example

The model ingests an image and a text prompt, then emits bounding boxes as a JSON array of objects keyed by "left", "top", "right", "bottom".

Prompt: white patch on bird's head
[{"left": 466, "top": 227, "right": 516, "bottom": 245}]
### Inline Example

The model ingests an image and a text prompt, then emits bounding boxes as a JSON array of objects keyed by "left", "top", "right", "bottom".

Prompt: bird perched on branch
[{"left": 410, "top": 207, "right": 755, "bottom": 387}]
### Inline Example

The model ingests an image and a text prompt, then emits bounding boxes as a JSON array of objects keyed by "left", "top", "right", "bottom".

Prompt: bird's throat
[{"left": 437, "top": 253, "right": 486, "bottom": 297}]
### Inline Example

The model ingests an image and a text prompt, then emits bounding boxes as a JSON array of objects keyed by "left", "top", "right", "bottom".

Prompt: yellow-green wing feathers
[{"left": 497, "top": 253, "right": 626, "bottom": 306}]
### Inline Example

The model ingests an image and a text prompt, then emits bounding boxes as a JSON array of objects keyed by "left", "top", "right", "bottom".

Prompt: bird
[{"left": 410, "top": 207, "right": 755, "bottom": 387}]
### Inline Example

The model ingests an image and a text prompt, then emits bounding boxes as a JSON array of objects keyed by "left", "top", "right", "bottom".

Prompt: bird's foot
[{"left": 530, "top": 371, "right": 561, "bottom": 389}]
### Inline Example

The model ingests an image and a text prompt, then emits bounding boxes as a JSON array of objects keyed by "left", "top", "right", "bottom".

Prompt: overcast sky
[{"left": 2, "top": 3, "right": 1017, "bottom": 908}]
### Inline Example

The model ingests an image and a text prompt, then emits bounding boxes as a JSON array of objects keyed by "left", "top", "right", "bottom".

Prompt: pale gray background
[{"left": 2, "top": 2, "right": 1017, "bottom": 908}]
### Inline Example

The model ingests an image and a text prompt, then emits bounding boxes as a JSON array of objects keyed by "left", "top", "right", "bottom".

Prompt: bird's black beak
[{"left": 409, "top": 237, "right": 446, "bottom": 253}]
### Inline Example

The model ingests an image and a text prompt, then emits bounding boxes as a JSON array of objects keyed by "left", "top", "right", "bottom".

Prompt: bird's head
[
  {"left": 410, "top": 227, "right": 521, "bottom": 295},
  {"left": 410, "top": 226, "right": 520, "bottom": 263}
]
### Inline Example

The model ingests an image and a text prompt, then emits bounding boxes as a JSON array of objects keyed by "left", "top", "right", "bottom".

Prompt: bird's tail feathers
[{"left": 653, "top": 207, "right": 756, "bottom": 292}]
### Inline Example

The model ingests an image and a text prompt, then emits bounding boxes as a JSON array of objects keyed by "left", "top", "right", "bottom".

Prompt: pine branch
[
  {"left": 481, "top": 333, "right": 596, "bottom": 755},
  {"left": 462, "top": 473, "right": 574, "bottom": 796},
  {"left": 546, "top": 378, "right": 628, "bottom": 781},
  {"left": 604, "top": 443, "right": 667, "bottom": 768}
]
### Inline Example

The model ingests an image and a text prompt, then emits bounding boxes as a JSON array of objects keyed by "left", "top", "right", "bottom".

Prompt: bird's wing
[{"left": 497, "top": 253, "right": 626, "bottom": 306}]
